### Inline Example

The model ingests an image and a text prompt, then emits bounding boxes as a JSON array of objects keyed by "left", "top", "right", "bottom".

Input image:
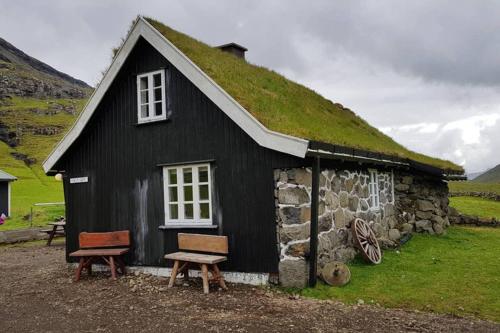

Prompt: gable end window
[
  {"left": 368, "top": 169, "right": 380, "bottom": 210},
  {"left": 136, "top": 70, "right": 166, "bottom": 123},
  {"left": 163, "top": 163, "right": 213, "bottom": 225}
]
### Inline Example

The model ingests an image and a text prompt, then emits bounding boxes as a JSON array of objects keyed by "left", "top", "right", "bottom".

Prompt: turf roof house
[{"left": 43, "top": 17, "right": 464, "bottom": 287}]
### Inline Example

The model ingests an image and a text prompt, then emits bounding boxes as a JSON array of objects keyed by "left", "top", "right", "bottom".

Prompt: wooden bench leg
[
  {"left": 168, "top": 260, "right": 180, "bottom": 288},
  {"left": 212, "top": 264, "right": 227, "bottom": 290},
  {"left": 109, "top": 256, "right": 117, "bottom": 280},
  {"left": 75, "top": 257, "right": 85, "bottom": 282},
  {"left": 46, "top": 226, "right": 57, "bottom": 246},
  {"left": 201, "top": 264, "right": 209, "bottom": 294}
]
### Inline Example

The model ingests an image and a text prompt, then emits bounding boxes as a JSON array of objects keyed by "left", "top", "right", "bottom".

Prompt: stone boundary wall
[
  {"left": 274, "top": 167, "right": 451, "bottom": 288},
  {"left": 0, "top": 228, "right": 51, "bottom": 244},
  {"left": 449, "top": 192, "right": 500, "bottom": 201}
]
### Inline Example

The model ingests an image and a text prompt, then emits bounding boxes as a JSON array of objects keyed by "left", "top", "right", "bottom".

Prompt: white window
[
  {"left": 136, "top": 70, "right": 166, "bottom": 123},
  {"left": 368, "top": 169, "right": 380, "bottom": 210},
  {"left": 163, "top": 163, "right": 212, "bottom": 225}
]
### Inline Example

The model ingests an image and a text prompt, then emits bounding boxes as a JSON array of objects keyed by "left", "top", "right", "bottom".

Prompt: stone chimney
[{"left": 216, "top": 42, "right": 248, "bottom": 60}]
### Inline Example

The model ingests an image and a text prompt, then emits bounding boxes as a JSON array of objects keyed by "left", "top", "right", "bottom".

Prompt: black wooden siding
[
  {"left": 0, "top": 182, "right": 8, "bottom": 216},
  {"left": 57, "top": 37, "right": 304, "bottom": 273}
]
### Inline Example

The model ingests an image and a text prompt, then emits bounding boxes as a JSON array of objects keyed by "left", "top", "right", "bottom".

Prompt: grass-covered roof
[{"left": 146, "top": 17, "right": 463, "bottom": 173}]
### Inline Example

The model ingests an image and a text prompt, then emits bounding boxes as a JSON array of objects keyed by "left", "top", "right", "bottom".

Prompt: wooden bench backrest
[
  {"left": 178, "top": 233, "right": 228, "bottom": 254},
  {"left": 79, "top": 230, "right": 130, "bottom": 249}
]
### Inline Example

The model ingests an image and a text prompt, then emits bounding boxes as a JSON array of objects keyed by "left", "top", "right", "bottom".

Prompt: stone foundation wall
[{"left": 274, "top": 167, "right": 450, "bottom": 288}]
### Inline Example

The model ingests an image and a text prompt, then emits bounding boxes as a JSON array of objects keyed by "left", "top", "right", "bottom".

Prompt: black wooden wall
[
  {"left": 0, "top": 182, "right": 8, "bottom": 216},
  {"left": 57, "top": 37, "right": 305, "bottom": 273}
]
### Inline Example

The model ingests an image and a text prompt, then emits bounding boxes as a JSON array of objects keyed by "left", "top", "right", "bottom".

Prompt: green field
[
  {"left": 294, "top": 226, "right": 500, "bottom": 322},
  {"left": 0, "top": 97, "right": 85, "bottom": 231},
  {"left": 449, "top": 181, "right": 500, "bottom": 195},
  {"left": 449, "top": 196, "right": 500, "bottom": 220}
]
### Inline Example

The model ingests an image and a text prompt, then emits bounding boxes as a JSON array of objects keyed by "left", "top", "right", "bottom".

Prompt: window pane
[
  {"left": 200, "top": 203, "right": 210, "bottom": 219},
  {"left": 154, "top": 102, "right": 162, "bottom": 116},
  {"left": 141, "top": 105, "right": 149, "bottom": 118},
  {"left": 198, "top": 167, "right": 208, "bottom": 183},
  {"left": 154, "top": 88, "right": 162, "bottom": 102},
  {"left": 184, "top": 186, "right": 193, "bottom": 201},
  {"left": 199, "top": 184, "right": 209, "bottom": 200},
  {"left": 183, "top": 168, "right": 192, "bottom": 183},
  {"left": 168, "top": 169, "right": 177, "bottom": 184},
  {"left": 153, "top": 73, "right": 161, "bottom": 87},
  {"left": 169, "top": 204, "right": 178, "bottom": 219},
  {"left": 141, "top": 91, "right": 149, "bottom": 104},
  {"left": 140, "top": 76, "right": 148, "bottom": 90},
  {"left": 184, "top": 204, "right": 193, "bottom": 219},
  {"left": 168, "top": 187, "right": 178, "bottom": 202}
]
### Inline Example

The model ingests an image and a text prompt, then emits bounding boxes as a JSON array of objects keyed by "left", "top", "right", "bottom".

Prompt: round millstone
[{"left": 320, "top": 261, "right": 351, "bottom": 287}]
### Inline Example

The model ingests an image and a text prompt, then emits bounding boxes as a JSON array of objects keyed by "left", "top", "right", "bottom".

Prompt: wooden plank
[
  {"left": 178, "top": 233, "right": 228, "bottom": 254},
  {"left": 79, "top": 231, "right": 130, "bottom": 248},
  {"left": 164, "top": 251, "right": 227, "bottom": 264},
  {"left": 69, "top": 248, "right": 130, "bottom": 257}
]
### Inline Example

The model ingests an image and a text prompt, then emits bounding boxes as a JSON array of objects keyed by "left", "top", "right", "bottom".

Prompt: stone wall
[{"left": 274, "top": 167, "right": 450, "bottom": 288}]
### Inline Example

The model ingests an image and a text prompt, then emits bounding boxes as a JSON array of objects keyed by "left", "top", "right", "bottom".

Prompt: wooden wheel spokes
[{"left": 352, "top": 218, "right": 382, "bottom": 264}]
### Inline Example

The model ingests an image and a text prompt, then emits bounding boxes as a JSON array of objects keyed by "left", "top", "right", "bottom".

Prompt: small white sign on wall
[{"left": 70, "top": 176, "right": 88, "bottom": 184}]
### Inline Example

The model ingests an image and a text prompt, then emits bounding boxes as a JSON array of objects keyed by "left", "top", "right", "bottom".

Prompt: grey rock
[
  {"left": 286, "top": 241, "right": 310, "bottom": 257},
  {"left": 278, "top": 187, "right": 309, "bottom": 205},
  {"left": 433, "top": 223, "right": 444, "bottom": 235},
  {"left": 339, "top": 191, "right": 349, "bottom": 208},
  {"left": 345, "top": 178, "right": 354, "bottom": 192},
  {"left": 415, "top": 220, "right": 434, "bottom": 234},
  {"left": 334, "top": 209, "right": 346, "bottom": 228},
  {"left": 279, "top": 206, "right": 311, "bottom": 225},
  {"left": 416, "top": 210, "right": 433, "bottom": 220},
  {"left": 287, "top": 169, "right": 311, "bottom": 187},
  {"left": 360, "top": 199, "right": 369, "bottom": 211},
  {"left": 348, "top": 196, "right": 359, "bottom": 211},
  {"left": 319, "top": 214, "right": 333, "bottom": 232},
  {"left": 384, "top": 203, "right": 395, "bottom": 217},
  {"left": 324, "top": 192, "right": 339, "bottom": 210},
  {"left": 388, "top": 228, "right": 401, "bottom": 241},
  {"left": 431, "top": 215, "right": 445, "bottom": 226},
  {"left": 331, "top": 177, "right": 341, "bottom": 193},
  {"left": 417, "top": 200, "right": 435, "bottom": 212},
  {"left": 395, "top": 183, "right": 410, "bottom": 192},
  {"left": 279, "top": 259, "right": 308, "bottom": 288},
  {"left": 401, "top": 223, "right": 414, "bottom": 233},
  {"left": 371, "top": 222, "right": 385, "bottom": 238},
  {"left": 333, "top": 246, "right": 357, "bottom": 263},
  {"left": 280, "top": 223, "right": 310, "bottom": 243}
]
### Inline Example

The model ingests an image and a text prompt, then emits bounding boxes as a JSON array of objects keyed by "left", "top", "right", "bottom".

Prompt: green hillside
[
  {"left": 0, "top": 97, "right": 87, "bottom": 230},
  {"left": 473, "top": 164, "right": 500, "bottom": 183},
  {"left": 0, "top": 36, "right": 90, "bottom": 230}
]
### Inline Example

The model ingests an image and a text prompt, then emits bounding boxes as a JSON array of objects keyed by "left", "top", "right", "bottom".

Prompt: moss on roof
[{"left": 146, "top": 17, "right": 463, "bottom": 173}]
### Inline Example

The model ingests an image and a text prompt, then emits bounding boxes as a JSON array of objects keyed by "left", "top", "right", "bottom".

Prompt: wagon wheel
[{"left": 352, "top": 218, "right": 382, "bottom": 264}]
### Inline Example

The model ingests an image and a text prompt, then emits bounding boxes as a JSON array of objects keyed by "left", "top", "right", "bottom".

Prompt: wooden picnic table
[{"left": 43, "top": 221, "right": 66, "bottom": 246}]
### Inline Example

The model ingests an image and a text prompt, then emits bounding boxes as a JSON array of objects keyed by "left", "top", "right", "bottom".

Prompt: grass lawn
[
  {"left": 296, "top": 227, "right": 500, "bottom": 322},
  {"left": 449, "top": 181, "right": 500, "bottom": 195},
  {"left": 449, "top": 196, "right": 500, "bottom": 220}
]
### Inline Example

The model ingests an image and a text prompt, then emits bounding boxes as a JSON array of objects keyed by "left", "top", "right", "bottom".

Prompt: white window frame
[
  {"left": 368, "top": 169, "right": 380, "bottom": 210},
  {"left": 136, "top": 69, "right": 166, "bottom": 124},
  {"left": 163, "top": 163, "right": 213, "bottom": 226}
]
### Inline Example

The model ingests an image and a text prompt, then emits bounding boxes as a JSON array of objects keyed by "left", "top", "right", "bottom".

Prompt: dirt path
[{"left": 0, "top": 243, "right": 498, "bottom": 333}]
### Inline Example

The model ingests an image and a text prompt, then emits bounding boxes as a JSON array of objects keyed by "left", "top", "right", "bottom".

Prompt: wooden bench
[
  {"left": 69, "top": 230, "right": 130, "bottom": 281},
  {"left": 42, "top": 221, "right": 66, "bottom": 246},
  {"left": 164, "top": 233, "right": 228, "bottom": 294}
]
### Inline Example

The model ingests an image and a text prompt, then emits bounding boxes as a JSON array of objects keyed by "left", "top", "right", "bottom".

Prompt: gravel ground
[{"left": 0, "top": 242, "right": 498, "bottom": 333}]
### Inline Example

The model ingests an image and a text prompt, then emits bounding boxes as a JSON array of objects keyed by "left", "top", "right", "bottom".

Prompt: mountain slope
[
  {"left": 474, "top": 164, "right": 500, "bottom": 183},
  {"left": 0, "top": 36, "right": 91, "bottom": 229}
]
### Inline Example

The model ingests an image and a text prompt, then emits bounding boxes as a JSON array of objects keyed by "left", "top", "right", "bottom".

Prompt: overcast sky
[{"left": 1, "top": 0, "right": 499, "bottom": 173}]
